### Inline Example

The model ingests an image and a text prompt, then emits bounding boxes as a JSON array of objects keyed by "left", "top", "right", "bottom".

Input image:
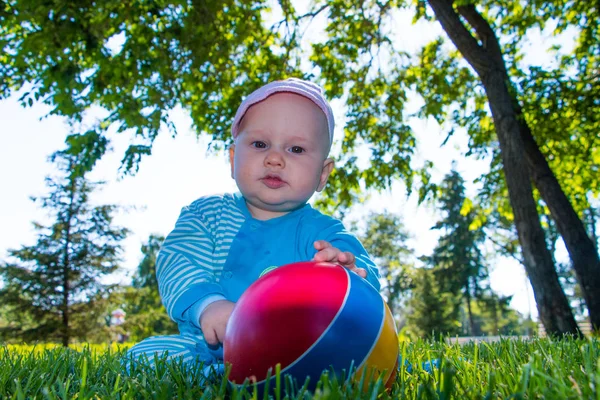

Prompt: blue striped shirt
[{"left": 156, "top": 192, "right": 380, "bottom": 335}]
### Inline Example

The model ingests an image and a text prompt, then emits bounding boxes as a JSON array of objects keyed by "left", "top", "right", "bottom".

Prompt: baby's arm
[{"left": 156, "top": 201, "right": 233, "bottom": 345}]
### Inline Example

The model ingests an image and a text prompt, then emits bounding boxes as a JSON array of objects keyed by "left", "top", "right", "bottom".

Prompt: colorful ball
[{"left": 223, "top": 261, "right": 399, "bottom": 391}]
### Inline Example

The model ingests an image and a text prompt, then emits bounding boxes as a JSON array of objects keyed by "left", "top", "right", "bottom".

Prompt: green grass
[{"left": 1, "top": 337, "right": 598, "bottom": 399}]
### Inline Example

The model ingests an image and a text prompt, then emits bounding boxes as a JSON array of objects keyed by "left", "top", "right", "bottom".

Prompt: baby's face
[{"left": 230, "top": 93, "right": 333, "bottom": 220}]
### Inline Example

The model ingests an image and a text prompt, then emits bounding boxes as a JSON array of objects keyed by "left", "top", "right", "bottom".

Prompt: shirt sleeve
[
  {"left": 309, "top": 218, "right": 381, "bottom": 291},
  {"left": 156, "top": 202, "right": 226, "bottom": 327}
]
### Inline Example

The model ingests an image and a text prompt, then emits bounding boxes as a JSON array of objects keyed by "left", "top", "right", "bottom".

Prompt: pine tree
[
  {"left": 476, "top": 293, "right": 522, "bottom": 336},
  {"left": 428, "top": 169, "right": 489, "bottom": 335},
  {"left": 355, "top": 211, "right": 414, "bottom": 319},
  {"left": 121, "top": 234, "right": 177, "bottom": 341},
  {"left": 406, "top": 268, "right": 461, "bottom": 339},
  {"left": 132, "top": 234, "right": 163, "bottom": 290},
  {"left": 0, "top": 151, "right": 128, "bottom": 345}
]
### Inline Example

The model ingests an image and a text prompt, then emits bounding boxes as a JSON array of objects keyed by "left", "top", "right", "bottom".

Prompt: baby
[{"left": 127, "top": 78, "right": 381, "bottom": 373}]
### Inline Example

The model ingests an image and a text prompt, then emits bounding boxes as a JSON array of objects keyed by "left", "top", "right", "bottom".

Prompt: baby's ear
[
  {"left": 316, "top": 158, "right": 335, "bottom": 192},
  {"left": 229, "top": 145, "right": 236, "bottom": 179}
]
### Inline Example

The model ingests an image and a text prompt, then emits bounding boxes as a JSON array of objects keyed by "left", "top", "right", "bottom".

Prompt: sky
[
  {"left": 0, "top": 91, "right": 538, "bottom": 320},
  {"left": 1, "top": 5, "right": 581, "bottom": 322}
]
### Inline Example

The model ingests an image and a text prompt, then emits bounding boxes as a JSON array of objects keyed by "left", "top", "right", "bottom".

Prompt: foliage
[
  {"left": 118, "top": 234, "right": 177, "bottom": 342},
  {"left": 0, "top": 0, "right": 429, "bottom": 212},
  {"left": 2, "top": 0, "right": 596, "bottom": 215},
  {"left": 2, "top": 0, "right": 597, "bottom": 334},
  {"left": 305, "top": 1, "right": 598, "bottom": 333},
  {"left": 0, "top": 0, "right": 296, "bottom": 174},
  {"left": 132, "top": 233, "right": 163, "bottom": 289},
  {"left": 352, "top": 211, "right": 415, "bottom": 319},
  {"left": 108, "top": 286, "right": 176, "bottom": 343},
  {"left": 405, "top": 268, "right": 461, "bottom": 338},
  {"left": 0, "top": 151, "right": 128, "bottom": 345},
  {"left": 504, "top": 1, "right": 600, "bottom": 214},
  {"left": 2, "top": 337, "right": 599, "bottom": 399},
  {"left": 310, "top": 0, "right": 428, "bottom": 212},
  {"left": 426, "top": 169, "right": 489, "bottom": 335},
  {"left": 399, "top": 0, "right": 600, "bottom": 217},
  {"left": 460, "top": 293, "right": 527, "bottom": 336}
]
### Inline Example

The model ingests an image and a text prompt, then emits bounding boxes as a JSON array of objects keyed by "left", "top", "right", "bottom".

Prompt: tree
[
  {"left": 353, "top": 211, "right": 414, "bottom": 319},
  {"left": 309, "top": 0, "right": 594, "bottom": 335},
  {"left": 132, "top": 233, "right": 163, "bottom": 289},
  {"left": 405, "top": 268, "right": 461, "bottom": 339},
  {"left": 543, "top": 212, "right": 587, "bottom": 318},
  {"left": 511, "top": 5, "right": 600, "bottom": 325},
  {"left": 583, "top": 204, "right": 599, "bottom": 255},
  {"left": 427, "top": 169, "right": 488, "bottom": 335},
  {"left": 121, "top": 234, "right": 177, "bottom": 341},
  {"left": 4, "top": 1, "right": 597, "bottom": 333},
  {"left": 0, "top": 151, "right": 128, "bottom": 346},
  {"left": 422, "top": 0, "right": 592, "bottom": 336},
  {"left": 0, "top": 0, "right": 296, "bottom": 174},
  {"left": 468, "top": 293, "right": 526, "bottom": 336}
]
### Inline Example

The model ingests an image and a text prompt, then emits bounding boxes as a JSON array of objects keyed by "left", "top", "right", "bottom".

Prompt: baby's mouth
[{"left": 261, "top": 175, "right": 286, "bottom": 189}]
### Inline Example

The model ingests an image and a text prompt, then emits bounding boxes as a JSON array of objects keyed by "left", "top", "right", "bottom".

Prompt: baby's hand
[
  {"left": 199, "top": 300, "right": 235, "bottom": 347},
  {"left": 313, "top": 240, "right": 367, "bottom": 279}
]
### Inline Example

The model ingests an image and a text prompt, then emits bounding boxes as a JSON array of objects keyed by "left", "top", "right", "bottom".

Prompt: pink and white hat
[{"left": 231, "top": 78, "right": 335, "bottom": 145}]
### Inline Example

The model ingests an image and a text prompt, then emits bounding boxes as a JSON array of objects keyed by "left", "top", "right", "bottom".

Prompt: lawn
[{"left": 1, "top": 337, "right": 598, "bottom": 399}]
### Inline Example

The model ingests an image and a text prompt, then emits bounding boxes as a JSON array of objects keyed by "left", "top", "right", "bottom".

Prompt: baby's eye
[
  {"left": 251, "top": 141, "right": 267, "bottom": 149},
  {"left": 289, "top": 146, "right": 305, "bottom": 154}
]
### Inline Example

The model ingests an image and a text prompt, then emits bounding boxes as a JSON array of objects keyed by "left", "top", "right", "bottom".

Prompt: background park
[{"left": 0, "top": 0, "right": 598, "bottom": 398}]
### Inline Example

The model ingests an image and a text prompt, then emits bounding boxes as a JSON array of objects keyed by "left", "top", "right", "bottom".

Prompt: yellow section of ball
[{"left": 354, "top": 301, "right": 399, "bottom": 388}]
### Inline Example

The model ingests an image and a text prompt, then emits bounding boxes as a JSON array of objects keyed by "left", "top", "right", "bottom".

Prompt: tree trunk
[
  {"left": 62, "top": 267, "right": 69, "bottom": 347},
  {"left": 518, "top": 119, "right": 600, "bottom": 330},
  {"left": 492, "top": 301, "right": 499, "bottom": 334},
  {"left": 61, "top": 173, "right": 77, "bottom": 347},
  {"left": 483, "top": 70, "right": 579, "bottom": 335},
  {"left": 426, "top": 0, "right": 580, "bottom": 335},
  {"left": 464, "top": 281, "right": 475, "bottom": 335},
  {"left": 465, "top": 295, "right": 474, "bottom": 336}
]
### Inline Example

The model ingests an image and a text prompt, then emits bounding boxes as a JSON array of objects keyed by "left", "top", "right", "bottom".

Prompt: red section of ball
[{"left": 224, "top": 262, "right": 348, "bottom": 384}]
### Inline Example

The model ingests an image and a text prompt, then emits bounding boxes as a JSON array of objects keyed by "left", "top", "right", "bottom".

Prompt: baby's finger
[
  {"left": 313, "top": 247, "right": 340, "bottom": 262},
  {"left": 313, "top": 240, "right": 332, "bottom": 251},
  {"left": 341, "top": 264, "right": 368, "bottom": 278},
  {"left": 354, "top": 267, "right": 368, "bottom": 278},
  {"left": 216, "top": 327, "right": 227, "bottom": 344},
  {"left": 204, "top": 328, "right": 218, "bottom": 346},
  {"left": 337, "top": 251, "right": 356, "bottom": 266}
]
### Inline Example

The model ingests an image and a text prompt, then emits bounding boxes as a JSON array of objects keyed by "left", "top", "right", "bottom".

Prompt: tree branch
[
  {"left": 270, "top": 3, "right": 329, "bottom": 32},
  {"left": 269, "top": 3, "right": 330, "bottom": 70},
  {"left": 426, "top": 0, "right": 492, "bottom": 74},
  {"left": 297, "top": 3, "right": 329, "bottom": 21},
  {"left": 456, "top": 4, "right": 507, "bottom": 75},
  {"left": 485, "top": 229, "right": 524, "bottom": 264}
]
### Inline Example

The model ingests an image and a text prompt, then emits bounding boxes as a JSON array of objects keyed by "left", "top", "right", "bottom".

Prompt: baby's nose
[{"left": 264, "top": 149, "right": 285, "bottom": 167}]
